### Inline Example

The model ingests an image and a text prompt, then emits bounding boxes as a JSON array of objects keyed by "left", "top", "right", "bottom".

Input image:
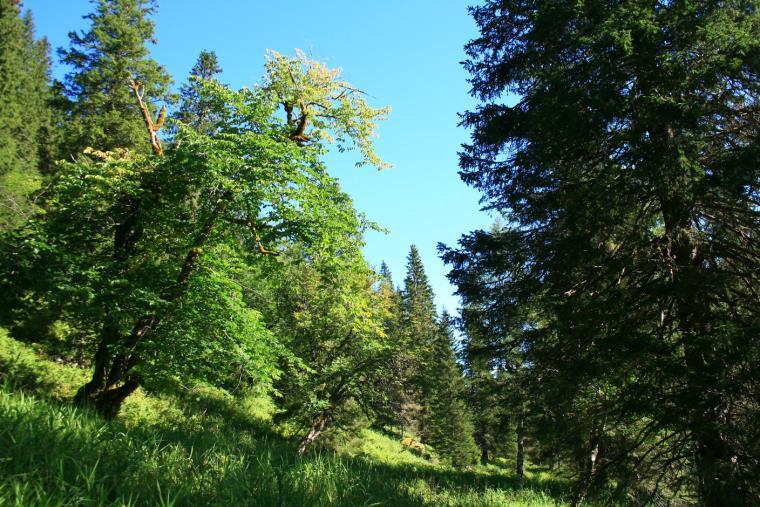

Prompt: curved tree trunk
[
  {"left": 75, "top": 201, "right": 226, "bottom": 418},
  {"left": 297, "top": 405, "right": 334, "bottom": 455}
]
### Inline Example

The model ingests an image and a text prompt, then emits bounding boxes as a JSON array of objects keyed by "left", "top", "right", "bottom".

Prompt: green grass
[
  {"left": 0, "top": 329, "right": 574, "bottom": 506},
  {"left": 338, "top": 427, "right": 436, "bottom": 468}
]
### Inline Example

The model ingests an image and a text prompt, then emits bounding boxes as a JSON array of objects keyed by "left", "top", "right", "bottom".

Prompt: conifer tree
[
  {"left": 420, "top": 312, "right": 479, "bottom": 467},
  {"left": 457, "top": 1, "right": 760, "bottom": 503},
  {"left": 57, "top": 0, "right": 172, "bottom": 155},
  {"left": 402, "top": 246, "right": 437, "bottom": 331},
  {"left": 397, "top": 245, "right": 438, "bottom": 436},
  {"left": 394, "top": 246, "right": 479, "bottom": 465},
  {"left": 0, "top": 0, "right": 28, "bottom": 177},
  {"left": 460, "top": 321, "right": 511, "bottom": 466},
  {"left": 0, "top": 2, "right": 53, "bottom": 229},
  {"left": 372, "top": 261, "right": 406, "bottom": 429},
  {"left": 175, "top": 50, "right": 223, "bottom": 135}
]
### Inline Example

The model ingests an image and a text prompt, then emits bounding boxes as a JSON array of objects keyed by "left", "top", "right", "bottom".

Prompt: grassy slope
[{"left": 0, "top": 330, "right": 572, "bottom": 506}]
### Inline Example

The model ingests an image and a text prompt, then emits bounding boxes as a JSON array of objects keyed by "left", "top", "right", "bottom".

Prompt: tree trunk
[
  {"left": 648, "top": 114, "right": 747, "bottom": 504},
  {"left": 663, "top": 194, "right": 744, "bottom": 505},
  {"left": 474, "top": 418, "right": 489, "bottom": 465},
  {"left": 515, "top": 407, "right": 526, "bottom": 486},
  {"left": 573, "top": 431, "right": 602, "bottom": 507},
  {"left": 92, "top": 375, "right": 141, "bottom": 419},
  {"left": 73, "top": 318, "right": 121, "bottom": 405},
  {"left": 74, "top": 314, "right": 157, "bottom": 418},
  {"left": 74, "top": 82, "right": 172, "bottom": 418},
  {"left": 480, "top": 443, "right": 490, "bottom": 466},
  {"left": 681, "top": 304, "right": 743, "bottom": 505},
  {"left": 297, "top": 407, "right": 333, "bottom": 455},
  {"left": 75, "top": 202, "right": 226, "bottom": 418},
  {"left": 691, "top": 422, "right": 742, "bottom": 506}
]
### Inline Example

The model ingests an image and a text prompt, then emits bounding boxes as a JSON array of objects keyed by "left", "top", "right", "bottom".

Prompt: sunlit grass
[{"left": 0, "top": 330, "right": 578, "bottom": 506}]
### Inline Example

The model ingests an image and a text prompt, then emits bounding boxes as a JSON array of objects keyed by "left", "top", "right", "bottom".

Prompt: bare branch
[{"left": 129, "top": 78, "right": 165, "bottom": 156}]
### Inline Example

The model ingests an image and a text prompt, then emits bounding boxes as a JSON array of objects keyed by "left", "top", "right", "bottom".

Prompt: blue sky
[{"left": 25, "top": 0, "right": 494, "bottom": 314}]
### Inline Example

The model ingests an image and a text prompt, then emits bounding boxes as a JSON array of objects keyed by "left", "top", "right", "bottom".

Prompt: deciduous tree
[{"left": 3, "top": 51, "right": 390, "bottom": 419}]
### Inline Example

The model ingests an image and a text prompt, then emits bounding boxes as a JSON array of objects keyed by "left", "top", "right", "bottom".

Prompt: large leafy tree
[
  {"left": 3, "top": 51, "right": 390, "bottom": 419},
  {"left": 457, "top": 1, "right": 760, "bottom": 504},
  {"left": 264, "top": 49, "right": 391, "bottom": 169},
  {"left": 57, "top": 0, "right": 172, "bottom": 155}
]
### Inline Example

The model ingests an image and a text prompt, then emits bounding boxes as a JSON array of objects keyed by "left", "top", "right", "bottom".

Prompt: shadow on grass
[
  {"left": 0, "top": 338, "right": 573, "bottom": 506},
  {"left": 0, "top": 347, "right": 61, "bottom": 396}
]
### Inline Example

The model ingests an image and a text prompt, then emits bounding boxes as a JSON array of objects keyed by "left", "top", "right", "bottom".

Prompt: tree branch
[{"left": 129, "top": 79, "right": 166, "bottom": 156}]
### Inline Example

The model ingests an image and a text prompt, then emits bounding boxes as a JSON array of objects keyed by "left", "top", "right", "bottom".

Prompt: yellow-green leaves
[{"left": 263, "top": 50, "right": 391, "bottom": 170}]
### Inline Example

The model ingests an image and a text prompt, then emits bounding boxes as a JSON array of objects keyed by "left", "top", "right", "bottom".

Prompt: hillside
[
  {"left": 0, "top": 330, "right": 571, "bottom": 506},
  {"left": 4, "top": 1, "right": 757, "bottom": 502}
]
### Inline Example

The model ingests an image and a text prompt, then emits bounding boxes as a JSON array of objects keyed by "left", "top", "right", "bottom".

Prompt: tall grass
[{"left": 0, "top": 330, "right": 574, "bottom": 506}]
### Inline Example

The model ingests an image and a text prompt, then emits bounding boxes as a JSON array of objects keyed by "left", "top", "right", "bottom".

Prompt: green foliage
[
  {"left": 369, "top": 261, "right": 407, "bottom": 428},
  {"left": 0, "top": 166, "right": 42, "bottom": 231},
  {"left": 174, "top": 50, "right": 223, "bottom": 135},
  {"left": 3, "top": 47, "right": 392, "bottom": 418},
  {"left": 393, "top": 245, "right": 440, "bottom": 434},
  {"left": 0, "top": 4, "right": 53, "bottom": 230},
  {"left": 57, "top": 0, "right": 173, "bottom": 155},
  {"left": 270, "top": 253, "right": 393, "bottom": 451},
  {"left": 453, "top": 0, "right": 760, "bottom": 503},
  {"left": 378, "top": 247, "right": 479, "bottom": 468},
  {"left": 0, "top": 4, "right": 51, "bottom": 175},
  {"left": 420, "top": 314, "right": 480, "bottom": 468},
  {"left": 263, "top": 49, "right": 391, "bottom": 169},
  {"left": 140, "top": 251, "right": 282, "bottom": 390},
  {"left": 0, "top": 328, "right": 89, "bottom": 398},
  {"left": 460, "top": 314, "right": 515, "bottom": 467},
  {"left": 341, "top": 428, "right": 436, "bottom": 469}
]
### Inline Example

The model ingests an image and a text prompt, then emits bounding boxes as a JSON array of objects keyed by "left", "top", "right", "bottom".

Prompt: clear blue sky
[{"left": 25, "top": 0, "right": 494, "bottom": 314}]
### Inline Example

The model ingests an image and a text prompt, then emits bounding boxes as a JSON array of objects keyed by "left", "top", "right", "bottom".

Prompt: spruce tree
[
  {"left": 458, "top": 1, "right": 760, "bottom": 503},
  {"left": 402, "top": 246, "right": 437, "bottom": 331},
  {"left": 460, "top": 320, "right": 511, "bottom": 466},
  {"left": 0, "top": 2, "right": 52, "bottom": 229},
  {"left": 0, "top": 3, "right": 51, "bottom": 175},
  {"left": 175, "top": 50, "right": 222, "bottom": 135},
  {"left": 372, "top": 261, "right": 406, "bottom": 429},
  {"left": 57, "top": 0, "right": 172, "bottom": 155},
  {"left": 398, "top": 245, "right": 438, "bottom": 436},
  {"left": 378, "top": 261, "right": 394, "bottom": 289},
  {"left": 0, "top": 0, "right": 27, "bottom": 177},
  {"left": 420, "top": 312, "right": 479, "bottom": 467},
  {"left": 395, "top": 246, "right": 479, "bottom": 466}
]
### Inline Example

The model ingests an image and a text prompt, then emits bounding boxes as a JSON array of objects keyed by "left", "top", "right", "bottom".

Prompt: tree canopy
[
  {"left": 1, "top": 1, "right": 758, "bottom": 503},
  {"left": 446, "top": 0, "right": 760, "bottom": 503},
  {"left": 57, "top": 0, "right": 173, "bottom": 155}
]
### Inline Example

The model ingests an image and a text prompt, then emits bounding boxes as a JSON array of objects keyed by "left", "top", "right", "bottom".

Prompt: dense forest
[{"left": 0, "top": 0, "right": 758, "bottom": 506}]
